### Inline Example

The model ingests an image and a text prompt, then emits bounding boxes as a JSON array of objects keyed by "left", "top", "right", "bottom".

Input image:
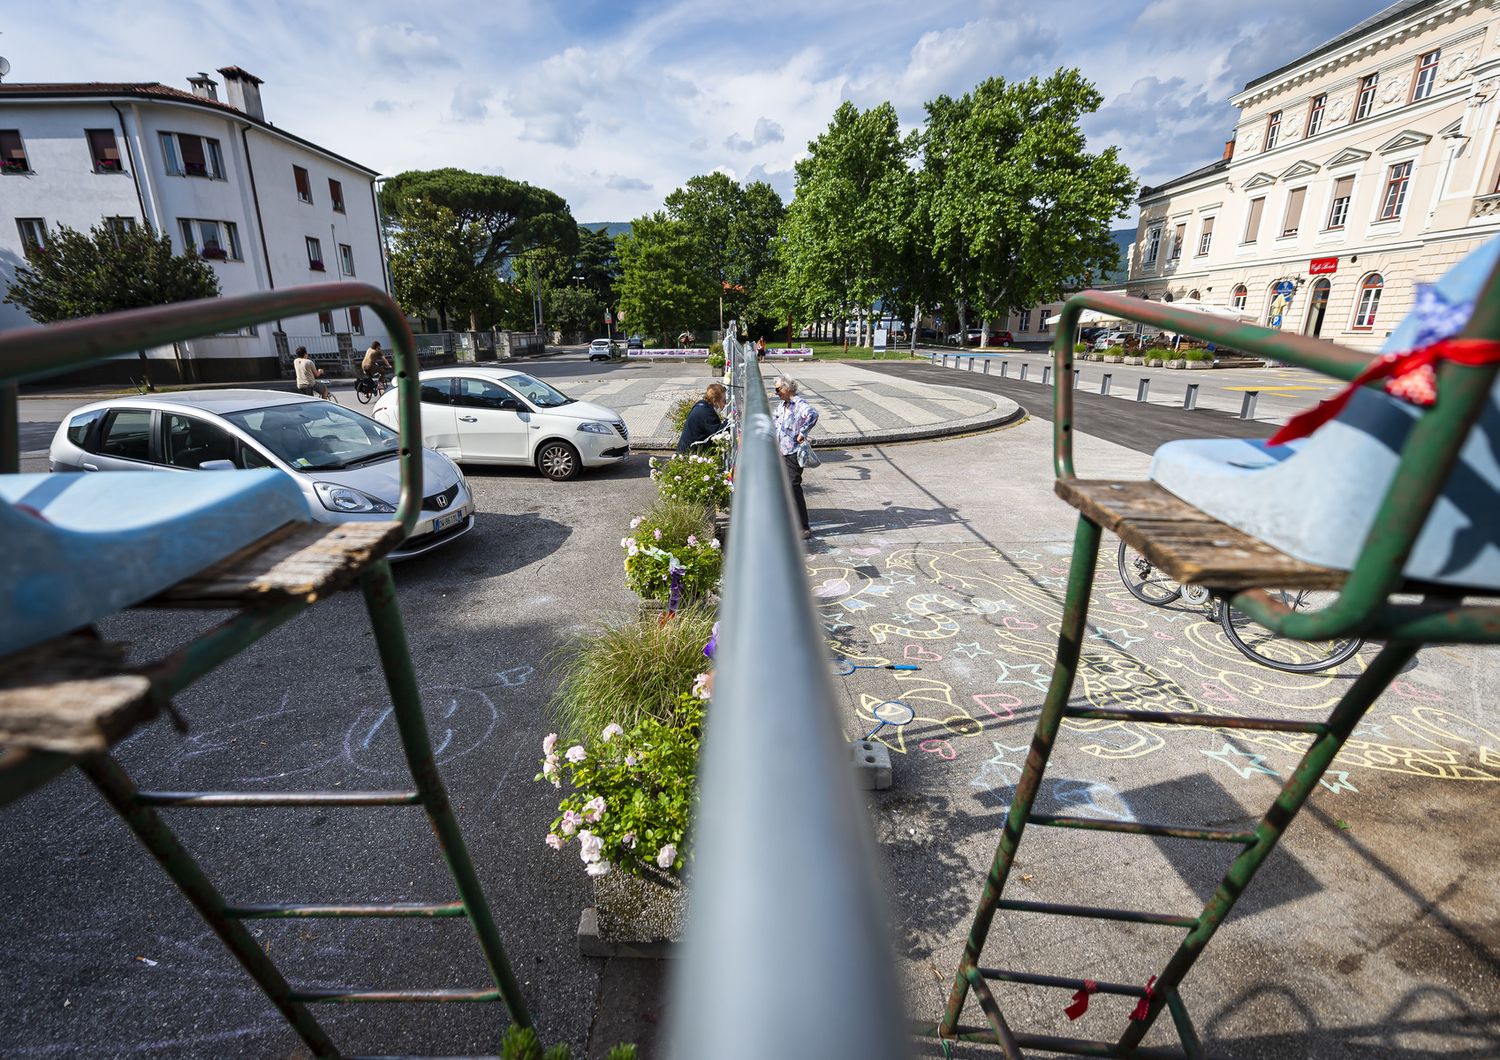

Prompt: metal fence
[{"left": 664, "top": 325, "right": 911, "bottom": 1059}]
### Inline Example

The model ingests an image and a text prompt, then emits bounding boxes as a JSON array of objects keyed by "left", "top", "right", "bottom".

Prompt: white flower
[
  {"left": 686, "top": 535, "right": 699, "bottom": 547},
  {"left": 653, "top": 528, "right": 662, "bottom": 541},
  {"left": 560, "top": 810, "right": 581, "bottom": 836},
  {"left": 620, "top": 537, "right": 630, "bottom": 548},
  {"left": 579, "top": 829, "right": 605, "bottom": 863},
  {"left": 542, "top": 733, "right": 558, "bottom": 755},
  {"left": 622, "top": 831, "right": 637, "bottom": 848},
  {"left": 629, "top": 516, "right": 643, "bottom": 528},
  {"left": 710, "top": 538, "right": 721, "bottom": 550},
  {"left": 583, "top": 795, "right": 607, "bottom": 822},
  {"left": 627, "top": 541, "right": 639, "bottom": 557},
  {"left": 584, "top": 859, "right": 611, "bottom": 878},
  {"left": 565, "top": 745, "right": 587, "bottom": 764},
  {"left": 601, "top": 723, "right": 624, "bottom": 742},
  {"left": 625, "top": 754, "right": 638, "bottom": 767},
  {"left": 545, "top": 833, "right": 563, "bottom": 850},
  {"left": 542, "top": 754, "right": 559, "bottom": 779},
  {"left": 692, "top": 672, "right": 712, "bottom": 700},
  {"left": 656, "top": 843, "right": 678, "bottom": 869}
]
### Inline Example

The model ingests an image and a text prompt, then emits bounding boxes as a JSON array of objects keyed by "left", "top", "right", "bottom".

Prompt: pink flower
[
  {"left": 545, "top": 833, "right": 563, "bottom": 850},
  {"left": 629, "top": 516, "right": 643, "bottom": 529},
  {"left": 565, "top": 745, "right": 587, "bottom": 764},
  {"left": 542, "top": 733, "right": 558, "bottom": 755},
  {"left": 622, "top": 832, "right": 637, "bottom": 848},
  {"left": 692, "top": 672, "right": 712, "bottom": 700},
  {"left": 541, "top": 754, "right": 560, "bottom": 785},
  {"left": 560, "top": 810, "right": 581, "bottom": 836},
  {"left": 579, "top": 829, "right": 605, "bottom": 863},
  {"left": 686, "top": 534, "right": 699, "bottom": 547},
  {"left": 624, "top": 754, "right": 638, "bottom": 767},
  {"left": 652, "top": 528, "right": 662, "bottom": 541},
  {"left": 601, "top": 723, "right": 623, "bottom": 742},
  {"left": 583, "top": 796, "right": 607, "bottom": 822},
  {"left": 656, "top": 843, "right": 677, "bottom": 869}
]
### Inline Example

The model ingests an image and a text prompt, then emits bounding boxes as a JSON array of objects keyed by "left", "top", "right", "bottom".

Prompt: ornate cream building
[{"left": 1126, "top": 0, "right": 1500, "bottom": 349}]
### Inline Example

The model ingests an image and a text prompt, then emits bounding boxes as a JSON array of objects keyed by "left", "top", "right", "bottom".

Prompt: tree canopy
[
  {"left": 615, "top": 212, "right": 717, "bottom": 341},
  {"left": 380, "top": 168, "right": 579, "bottom": 271},
  {"left": 388, "top": 198, "right": 492, "bottom": 331}
]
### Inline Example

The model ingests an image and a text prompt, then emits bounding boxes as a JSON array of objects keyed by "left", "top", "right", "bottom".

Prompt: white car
[
  {"left": 1092, "top": 331, "right": 1130, "bottom": 351},
  {"left": 588, "top": 338, "right": 614, "bottom": 361},
  {"left": 47, "top": 391, "right": 475, "bottom": 560},
  {"left": 371, "top": 367, "right": 630, "bottom": 481}
]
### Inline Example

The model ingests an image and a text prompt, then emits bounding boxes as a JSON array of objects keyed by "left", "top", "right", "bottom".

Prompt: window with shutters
[
  {"left": 306, "top": 236, "right": 325, "bottom": 270},
  {"left": 318, "top": 311, "right": 335, "bottom": 336},
  {"left": 1280, "top": 187, "right": 1307, "bottom": 237},
  {"left": 86, "top": 129, "right": 123, "bottom": 172},
  {"left": 1412, "top": 50, "right": 1440, "bottom": 102},
  {"left": 1305, "top": 94, "right": 1326, "bottom": 137},
  {"left": 349, "top": 307, "right": 364, "bottom": 334},
  {"left": 329, "top": 178, "right": 345, "bottom": 212},
  {"left": 160, "top": 132, "right": 223, "bottom": 178},
  {"left": 1243, "top": 197, "right": 1266, "bottom": 242},
  {"left": 1326, "top": 176, "right": 1355, "bottom": 229},
  {"left": 1265, "top": 111, "right": 1282, "bottom": 150},
  {"left": 1355, "top": 74, "right": 1378, "bottom": 122},
  {"left": 1169, "top": 223, "right": 1186, "bottom": 260},
  {"left": 1379, "top": 161, "right": 1411, "bottom": 221},
  {"left": 294, "top": 165, "right": 313, "bottom": 203},
  {"left": 1, "top": 129, "right": 30, "bottom": 173},
  {"left": 1142, "top": 225, "right": 1162, "bottom": 265},
  {"left": 178, "top": 219, "right": 242, "bottom": 260},
  {"left": 339, "top": 243, "right": 355, "bottom": 277},
  {"left": 1197, "top": 216, "right": 1215, "bottom": 256}
]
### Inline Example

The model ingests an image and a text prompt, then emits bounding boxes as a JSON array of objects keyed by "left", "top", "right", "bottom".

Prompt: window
[
  {"left": 1037, "top": 310, "right": 1050, "bottom": 334},
  {"left": 1019, "top": 309, "right": 1031, "bottom": 332},
  {"left": 306, "top": 236, "right": 325, "bottom": 271},
  {"left": 1197, "top": 216, "right": 1215, "bottom": 256},
  {"left": 159, "top": 132, "right": 223, "bottom": 178},
  {"left": 178, "top": 219, "right": 242, "bottom": 260},
  {"left": 1355, "top": 74, "right": 1379, "bottom": 122},
  {"left": 1306, "top": 94, "right": 1327, "bottom": 137},
  {"left": 338, "top": 243, "right": 355, "bottom": 277},
  {"left": 1326, "top": 176, "right": 1355, "bottom": 229},
  {"left": 294, "top": 165, "right": 312, "bottom": 203},
  {"left": 1265, "top": 111, "right": 1282, "bottom": 150},
  {"left": 421, "top": 378, "right": 453, "bottom": 405},
  {"left": 1169, "top": 222, "right": 1186, "bottom": 260},
  {"left": 16, "top": 218, "right": 46, "bottom": 257},
  {"left": 97, "top": 409, "right": 154, "bottom": 461},
  {"left": 329, "top": 178, "right": 345, "bottom": 212},
  {"left": 318, "top": 311, "right": 334, "bottom": 335},
  {"left": 0, "top": 129, "right": 30, "bottom": 173},
  {"left": 1281, "top": 186, "right": 1307, "bottom": 237},
  {"left": 1143, "top": 225, "right": 1163, "bottom": 265},
  {"left": 65, "top": 408, "right": 106, "bottom": 448},
  {"left": 215, "top": 324, "right": 259, "bottom": 337},
  {"left": 163, "top": 414, "right": 245, "bottom": 469},
  {"left": 454, "top": 378, "right": 516, "bottom": 409},
  {"left": 1243, "top": 197, "right": 1266, "bottom": 242},
  {"left": 86, "top": 129, "right": 123, "bottom": 172},
  {"left": 1353, "top": 273, "right": 1384, "bottom": 329},
  {"left": 349, "top": 306, "right": 364, "bottom": 335},
  {"left": 1379, "top": 161, "right": 1412, "bottom": 221},
  {"left": 1232, "top": 284, "right": 1248, "bottom": 310},
  {"left": 105, "top": 216, "right": 135, "bottom": 244},
  {"left": 1412, "top": 50, "right": 1440, "bottom": 102}
]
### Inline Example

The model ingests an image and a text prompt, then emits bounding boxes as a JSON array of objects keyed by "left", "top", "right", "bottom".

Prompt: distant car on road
[
  {"left": 626, "top": 335, "right": 644, "bottom": 350},
  {"left": 371, "top": 366, "right": 629, "bottom": 481},
  {"left": 948, "top": 328, "right": 1014, "bottom": 347},
  {"left": 588, "top": 338, "right": 614, "bottom": 361},
  {"left": 48, "top": 391, "right": 475, "bottom": 560},
  {"left": 1093, "top": 331, "right": 1130, "bottom": 351}
]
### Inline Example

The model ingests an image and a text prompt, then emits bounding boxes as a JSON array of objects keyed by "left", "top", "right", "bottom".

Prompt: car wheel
[{"left": 536, "top": 440, "right": 581, "bottom": 481}]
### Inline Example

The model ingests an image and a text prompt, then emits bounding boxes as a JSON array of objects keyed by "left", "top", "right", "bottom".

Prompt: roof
[
  {"left": 1139, "top": 157, "right": 1230, "bottom": 199},
  {"left": 216, "top": 66, "right": 263, "bottom": 85},
  {"left": 74, "top": 388, "right": 314, "bottom": 415},
  {"left": 1242, "top": 0, "right": 1435, "bottom": 93},
  {"left": 0, "top": 81, "right": 378, "bottom": 177}
]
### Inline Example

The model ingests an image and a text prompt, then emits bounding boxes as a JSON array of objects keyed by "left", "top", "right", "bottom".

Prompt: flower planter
[
  {"left": 1146, "top": 358, "right": 1165, "bottom": 368},
  {"left": 1185, "top": 360, "right": 1212, "bottom": 370},
  {"left": 1103, "top": 354, "right": 1123, "bottom": 364},
  {"left": 1123, "top": 356, "right": 1145, "bottom": 365},
  {"left": 1166, "top": 359, "right": 1186, "bottom": 369}
]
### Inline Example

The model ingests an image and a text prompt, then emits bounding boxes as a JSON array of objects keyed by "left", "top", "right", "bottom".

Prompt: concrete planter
[
  {"left": 1103, "top": 354, "right": 1124, "bottom": 363},
  {"left": 1123, "top": 356, "right": 1145, "bottom": 365},
  {"left": 579, "top": 866, "right": 686, "bottom": 958},
  {"left": 1146, "top": 358, "right": 1166, "bottom": 367},
  {"left": 1166, "top": 359, "right": 1186, "bottom": 369}
]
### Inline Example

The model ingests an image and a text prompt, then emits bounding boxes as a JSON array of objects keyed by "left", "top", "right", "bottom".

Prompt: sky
[{"left": 3, "top": 0, "right": 1383, "bottom": 223}]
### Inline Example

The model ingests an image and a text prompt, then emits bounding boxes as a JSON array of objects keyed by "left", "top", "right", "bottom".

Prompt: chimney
[
  {"left": 187, "top": 72, "right": 218, "bottom": 101},
  {"left": 1222, "top": 138, "right": 1236, "bottom": 161},
  {"left": 217, "top": 66, "right": 265, "bottom": 122}
]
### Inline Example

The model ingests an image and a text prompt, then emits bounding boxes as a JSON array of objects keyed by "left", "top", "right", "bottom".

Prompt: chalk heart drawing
[
  {"left": 905, "top": 643, "right": 943, "bottom": 662},
  {"left": 814, "top": 578, "right": 851, "bottom": 598},
  {"left": 973, "top": 692, "right": 1022, "bottom": 721},
  {"left": 344, "top": 686, "right": 500, "bottom": 777},
  {"left": 1003, "top": 616, "right": 1039, "bottom": 631},
  {"left": 849, "top": 547, "right": 882, "bottom": 557}
]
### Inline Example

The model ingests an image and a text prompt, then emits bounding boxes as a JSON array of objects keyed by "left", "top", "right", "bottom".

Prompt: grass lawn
[{"left": 766, "top": 339, "right": 930, "bottom": 362}]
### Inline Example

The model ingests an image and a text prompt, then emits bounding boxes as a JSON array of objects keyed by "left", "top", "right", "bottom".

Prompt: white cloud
[
  {"left": 725, "top": 117, "right": 785, "bottom": 152},
  {"left": 451, "top": 84, "right": 492, "bottom": 122},
  {"left": 354, "top": 22, "right": 447, "bottom": 77},
  {"left": 607, "top": 174, "right": 652, "bottom": 192}
]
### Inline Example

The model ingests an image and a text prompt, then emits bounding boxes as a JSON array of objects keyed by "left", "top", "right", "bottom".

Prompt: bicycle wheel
[
  {"left": 1219, "top": 590, "right": 1363, "bottom": 673},
  {"left": 1116, "top": 540, "right": 1182, "bottom": 606},
  {"left": 356, "top": 381, "right": 373, "bottom": 405}
]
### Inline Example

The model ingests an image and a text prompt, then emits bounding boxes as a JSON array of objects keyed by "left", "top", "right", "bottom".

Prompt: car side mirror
[
  {"left": 198, "top": 459, "right": 237, "bottom": 471},
  {"left": 498, "top": 398, "right": 524, "bottom": 412}
]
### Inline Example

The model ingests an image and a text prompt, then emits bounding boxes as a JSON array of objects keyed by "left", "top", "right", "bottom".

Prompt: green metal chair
[
  {"left": 922, "top": 257, "right": 1500, "bottom": 1058},
  {"left": 0, "top": 284, "right": 531, "bottom": 1058}
]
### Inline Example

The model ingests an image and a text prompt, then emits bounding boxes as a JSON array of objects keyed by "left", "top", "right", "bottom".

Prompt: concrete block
[
  {"left": 578, "top": 907, "right": 678, "bottom": 960},
  {"left": 849, "top": 738, "right": 892, "bottom": 790}
]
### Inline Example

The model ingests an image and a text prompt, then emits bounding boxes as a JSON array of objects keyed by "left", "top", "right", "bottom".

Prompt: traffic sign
[{"left": 1274, "top": 280, "right": 1296, "bottom": 297}]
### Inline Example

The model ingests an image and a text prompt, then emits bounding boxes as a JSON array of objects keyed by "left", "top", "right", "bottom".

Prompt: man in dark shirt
[{"left": 677, "top": 383, "right": 728, "bottom": 454}]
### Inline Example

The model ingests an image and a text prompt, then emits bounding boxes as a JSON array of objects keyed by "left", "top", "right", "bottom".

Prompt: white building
[
  {"left": 0, "top": 68, "right": 389, "bottom": 383},
  {"left": 1124, "top": 0, "right": 1500, "bottom": 350}
]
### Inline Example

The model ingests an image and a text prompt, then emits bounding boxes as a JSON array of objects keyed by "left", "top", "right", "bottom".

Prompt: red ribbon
[
  {"left": 1128, "top": 975, "right": 1157, "bottom": 1021},
  {"left": 1268, "top": 337, "right": 1500, "bottom": 447},
  {"left": 1063, "top": 979, "right": 1098, "bottom": 1020}
]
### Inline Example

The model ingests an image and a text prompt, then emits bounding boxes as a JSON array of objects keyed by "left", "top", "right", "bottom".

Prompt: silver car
[{"left": 47, "top": 390, "right": 475, "bottom": 560}]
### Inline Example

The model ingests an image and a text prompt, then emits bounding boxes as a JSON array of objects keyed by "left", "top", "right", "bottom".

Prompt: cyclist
[
  {"left": 293, "top": 346, "right": 331, "bottom": 400},
  {"left": 360, "top": 340, "right": 392, "bottom": 392}
]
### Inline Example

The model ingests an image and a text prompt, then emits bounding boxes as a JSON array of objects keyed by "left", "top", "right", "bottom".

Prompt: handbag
[{"left": 796, "top": 440, "right": 821, "bottom": 469}]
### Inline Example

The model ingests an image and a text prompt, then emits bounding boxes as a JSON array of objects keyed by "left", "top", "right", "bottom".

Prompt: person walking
[
  {"left": 677, "top": 383, "right": 728, "bottom": 454},
  {"left": 772, "top": 376, "right": 819, "bottom": 539},
  {"left": 292, "top": 346, "right": 330, "bottom": 400}
]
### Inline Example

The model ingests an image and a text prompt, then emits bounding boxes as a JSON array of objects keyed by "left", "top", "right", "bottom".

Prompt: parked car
[
  {"left": 371, "top": 366, "right": 629, "bottom": 481},
  {"left": 1093, "top": 331, "right": 1130, "bottom": 351},
  {"left": 588, "top": 338, "right": 614, "bottom": 361},
  {"left": 626, "top": 335, "right": 644, "bottom": 350},
  {"left": 947, "top": 328, "right": 1015, "bottom": 347},
  {"left": 48, "top": 391, "right": 475, "bottom": 559},
  {"left": 915, "top": 327, "right": 942, "bottom": 343}
]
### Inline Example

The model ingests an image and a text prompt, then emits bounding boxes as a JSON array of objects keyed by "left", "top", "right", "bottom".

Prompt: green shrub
[
  {"left": 538, "top": 688, "right": 704, "bottom": 880},
  {"left": 547, "top": 606, "right": 716, "bottom": 739},
  {"left": 1183, "top": 348, "right": 1212, "bottom": 361},
  {"left": 1143, "top": 347, "right": 1173, "bottom": 360},
  {"left": 1073, "top": 342, "right": 1088, "bottom": 354},
  {"left": 623, "top": 503, "right": 722, "bottom": 604},
  {"left": 651, "top": 451, "right": 732, "bottom": 509},
  {"left": 668, "top": 396, "right": 695, "bottom": 434},
  {"left": 500, "top": 1025, "right": 636, "bottom": 1060}
]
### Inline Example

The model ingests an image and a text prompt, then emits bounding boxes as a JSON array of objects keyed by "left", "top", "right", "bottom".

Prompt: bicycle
[
  {"left": 1116, "top": 539, "right": 1363, "bottom": 673},
  {"left": 354, "top": 371, "right": 388, "bottom": 404}
]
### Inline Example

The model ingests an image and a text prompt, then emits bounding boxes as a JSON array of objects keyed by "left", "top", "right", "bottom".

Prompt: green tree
[
  {"left": 4, "top": 221, "right": 221, "bottom": 387},
  {"left": 388, "top": 199, "right": 491, "bottom": 331},
  {"left": 616, "top": 212, "right": 717, "bottom": 342},
  {"left": 547, "top": 285, "right": 606, "bottom": 336},
  {"left": 922, "top": 69, "right": 1135, "bottom": 345},
  {"left": 574, "top": 225, "right": 621, "bottom": 308},
  {"left": 663, "top": 173, "right": 785, "bottom": 332}
]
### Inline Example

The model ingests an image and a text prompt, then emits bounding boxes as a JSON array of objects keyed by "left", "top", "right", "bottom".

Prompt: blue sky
[{"left": 4, "top": 0, "right": 1381, "bottom": 222}]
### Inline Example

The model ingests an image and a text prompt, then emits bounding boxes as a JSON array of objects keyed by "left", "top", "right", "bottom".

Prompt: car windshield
[
  {"left": 226, "top": 402, "right": 398, "bottom": 471},
  {"left": 502, "top": 373, "right": 574, "bottom": 408}
]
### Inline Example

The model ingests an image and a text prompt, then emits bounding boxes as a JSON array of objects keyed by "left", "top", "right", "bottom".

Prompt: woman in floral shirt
[{"left": 772, "top": 376, "right": 819, "bottom": 539}]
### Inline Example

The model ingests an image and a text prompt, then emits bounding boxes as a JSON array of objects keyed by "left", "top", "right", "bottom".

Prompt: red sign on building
[{"left": 1309, "top": 257, "right": 1339, "bottom": 275}]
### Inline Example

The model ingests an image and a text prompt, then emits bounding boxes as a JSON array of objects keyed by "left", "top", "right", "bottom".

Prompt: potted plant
[
  {"left": 649, "top": 452, "right": 732, "bottom": 511},
  {"left": 622, "top": 500, "right": 722, "bottom": 608}
]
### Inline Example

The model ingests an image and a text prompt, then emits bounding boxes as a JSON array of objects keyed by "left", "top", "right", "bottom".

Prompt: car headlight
[
  {"left": 577, "top": 421, "right": 615, "bottom": 435},
  {"left": 313, "top": 482, "right": 396, "bottom": 513}
]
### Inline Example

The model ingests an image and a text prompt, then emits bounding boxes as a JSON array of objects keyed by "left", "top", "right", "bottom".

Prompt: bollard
[
  {"left": 983, "top": 359, "right": 991, "bottom": 374},
  {"left": 1019, "top": 363, "right": 1029, "bottom": 381},
  {"left": 1042, "top": 364, "right": 1053, "bottom": 386},
  {"left": 1000, "top": 360, "right": 1009, "bottom": 378},
  {"left": 1101, "top": 373, "right": 1112, "bottom": 396},
  {"left": 1136, "top": 378, "right": 1150, "bottom": 402},
  {"left": 1183, "top": 384, "right": 1199, "bottom": 410},
  {"left": 967, "top": 357, "right": 975, "bottom": 371},
  {"left": 1240, "top": 390, "right": 1260, "bottom": 420},
  {"left": 1072, "top": 369, "right": 1080, "bottom": 388}
]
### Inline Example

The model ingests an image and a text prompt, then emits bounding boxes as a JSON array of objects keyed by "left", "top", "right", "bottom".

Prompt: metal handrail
[
  {"left": 1049, "top": 275, "right": 1500, "bottom": 642},
  {"left": 665, "top": 325, "right": 911, "bottom": 1060},
  {"left": 0, "top": 282, "right": 424, "bottom": 536}
]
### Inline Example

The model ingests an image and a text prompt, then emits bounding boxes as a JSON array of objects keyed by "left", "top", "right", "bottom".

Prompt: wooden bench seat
[{"left": 1056, "top": 479, "right": 1348, "bottom": 591}]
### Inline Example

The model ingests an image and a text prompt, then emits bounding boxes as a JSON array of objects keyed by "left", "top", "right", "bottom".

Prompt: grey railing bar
[{"left": 666, "top": 324, "right": 910, "bottom": 1060}]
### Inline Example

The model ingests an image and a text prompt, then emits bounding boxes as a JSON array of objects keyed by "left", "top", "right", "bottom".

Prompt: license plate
[{"left": 433, "top": 509, "right": 465, "bottom": 532}]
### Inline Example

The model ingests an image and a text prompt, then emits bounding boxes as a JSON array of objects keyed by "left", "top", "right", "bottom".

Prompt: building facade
[
  {"left": 1126, "top": 0, "right": 1500, "bottom": 350},
  {"left": 0, "top": 69, "right": 389, "bottom": 383}
]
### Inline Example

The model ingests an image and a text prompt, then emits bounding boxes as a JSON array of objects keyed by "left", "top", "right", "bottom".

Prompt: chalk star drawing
[
  {"left": 1090, "top": 626, "right": 1144, "bottom": 650},
  {"left": 1011, "top": 550, "right": 1041, "bottom": 561},
  {"left": 1353, "top": 722, "right": 1388, "bottom": 740},
  {"left": 823, "top": 618, "right": 854, "bottom": 634},
  {"left": 864, "top": 584, "right": 894, "bottom": 597},
  {"left": 1202, "top": 742, "right": 1280, "bottom": 779},
  {"left": 952, "top": 642, "right": 993, "bottom": 659},
  {"left": 970, "top": 740, "right": 1033, "bottom": 788},
  {"left": 841, "top": 598, "right": 873, "bottom": 612},
  {"left": 1036, "top": 575, "right": 1067, "bottom": 589},
  {"left": 890, "top": 612, "right": 919, "bottom": 624},
  {"left": 995, "top": 659, "right": 1052, "bottom": 692},
  {"left": 885, "top": 573, "right": 918, "bottom": 586},
  {"left": 1319, "top": 770, "right": 1359, "bottom": 794}
]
